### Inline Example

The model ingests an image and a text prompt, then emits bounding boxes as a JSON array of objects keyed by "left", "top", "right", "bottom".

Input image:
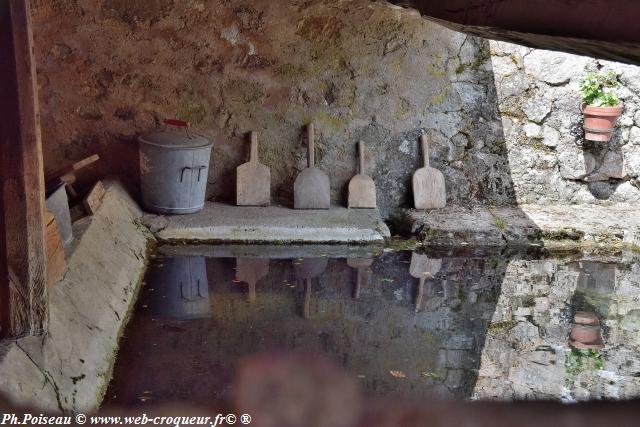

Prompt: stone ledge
[
  {"left": 411, "top": 204, "right": 640, "bottom": 249},
  {"left": 0, "top": 181, "right": 151, "bottom": 413},
  {"left": 142, "top": 203, "right": 391, "bottom": 244}
]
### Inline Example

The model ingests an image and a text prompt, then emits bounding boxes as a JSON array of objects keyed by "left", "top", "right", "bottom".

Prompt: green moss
[
  {"left": 470, "top": 46, "right": 491, "bottom": 71},
  {"left": 425, "top": 55, "right": 446, "bottom": 78},
  {"left": 455, "top": 63, "right": 467, "bottom": 74},
  {"left": 542, "top": 228, "right": 585, "bottom": 241},
  {"left": 532, "top": 140, "right": 554, "bottom": 153},
  {"left": 275, "top": 63, "right": 305, "bottom": 79},
  {"left": 176, "top": 100, "right": 207, "bottom": 124},
  {"left": 397, "top": 97, "right": 412, "bottom": 118},
  {"left": 489, "top": 257, "right": 503, "bottom": 269},
  {"left": 421, "top": 370, "right": 445, "bottom": 381},
  {"left": 493, "top": 216, "right": 506, "bottom": 230},
  {"left": 428, "top": 84, "right": 451, "bottom": 107},
  {"left": 312, "top": 111, "right": 347, "bottom": 131},
  {"left": 493, "top": 138, "right": 507, "bottom": 154},
  {"left": 384, "top": 237, "right": 419, "bottom": 251},
  {"left": 522, "top": 295, "right": 536, "bottom": 308},
  {"left": 488, "top": 320, "right": 518, "bottom": 331},
  {"left": 391, "top": 58, "right": 403, "bottom": 75},
  {"left": 258, "top": 141, "right": 297, "bottom": 183}
]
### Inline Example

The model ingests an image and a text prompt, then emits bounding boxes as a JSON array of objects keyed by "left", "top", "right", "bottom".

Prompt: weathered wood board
[
  {"left": 413, "top": 134, "right": 446, "bottom": 210},
  {"left": 348, "top": 141, "right": 376, "bottom": 208},
  {"left": 409, "top": 252, "right": 442, "bottom": 312},
  {"left": 294, "top": 123, "right": 330, "bottom": 209},
  {"left": 83, "top": 180, "right": 106, "bottom": 215},
  {"left": 235, "top": 257, "right": 270, "bottom": 303},
  {"left": 237, "top": 132, "right": 270, "bottom": 206},
  {"left": 44, "top": 211, "right": 65, "bottom": 288},
  {"left": 347, "top": 257, "right": 373, "bottom": 299}
]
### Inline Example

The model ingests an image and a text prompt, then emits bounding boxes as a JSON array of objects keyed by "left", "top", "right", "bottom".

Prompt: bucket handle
[
  {"left": 180, "top": 165, "right": 207, "bottom": 182},
  {"left": 180, "top": 279, "right": 205, "bottom": 302},
  {"left": 164, "top": 118, "right": 194, "bottom": 139}
]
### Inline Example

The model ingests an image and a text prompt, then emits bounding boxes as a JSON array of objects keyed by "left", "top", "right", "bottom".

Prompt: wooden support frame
[{"left": 0, "top": 0, "right": 48, "bottom": 338}]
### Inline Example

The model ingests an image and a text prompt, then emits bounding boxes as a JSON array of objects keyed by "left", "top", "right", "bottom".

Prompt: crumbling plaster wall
[{"left": 31, "top": 0, "right": 640, "bottom": 218}]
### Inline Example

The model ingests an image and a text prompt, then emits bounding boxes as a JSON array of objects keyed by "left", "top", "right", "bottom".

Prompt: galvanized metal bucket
[
  {"left": 45, "top": 179, "right": 73, "bottom": 247},
  {"left": 146, "top": 256, "right": 211, "bottom": 320},
  {"left": 139, "top": 119, "right": 212, "bottom": 215}
]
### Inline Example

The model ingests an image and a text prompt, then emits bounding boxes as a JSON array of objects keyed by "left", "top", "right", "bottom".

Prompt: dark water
[{"left": 106, "top": 245, "right": 640, "bottom": 407}]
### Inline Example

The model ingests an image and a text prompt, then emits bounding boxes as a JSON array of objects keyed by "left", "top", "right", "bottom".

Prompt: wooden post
[{"left": 0, "top": 0, "right": 48, "bottom": 337}]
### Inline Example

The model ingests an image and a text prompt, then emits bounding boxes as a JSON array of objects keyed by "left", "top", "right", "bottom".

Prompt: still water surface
[{"left": 106, "top": 245, "right": 640, "bottom": 407}]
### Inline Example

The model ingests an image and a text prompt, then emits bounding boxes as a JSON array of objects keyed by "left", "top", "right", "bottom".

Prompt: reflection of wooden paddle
[
  {"left": 413, "top": 134, "right": 446, "bottom": 210},
  {"left": 236, "top": 257, "right": 270, "bottom": 304},
  {"left": 237, "top": 131, "right": 271, "bottom": 206},
  {"left": 293, "top": 257, "right": 328, "bottom": 318},
  {"left": 346, "top": 258, "right": 373, "bottom": 299},
  {"left": 348, "top": 141, "right": 376, "bottom": 208},
  {"left": 294, "top": 123, "right": 330, "bottom": 209},
  {"left": 409, "top": 252, "right": 442, "bottom": 313}
]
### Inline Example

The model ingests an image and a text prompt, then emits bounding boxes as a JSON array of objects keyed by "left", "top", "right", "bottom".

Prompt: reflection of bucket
[
  {"left": 147, "top": 256, "right": 211, "bottom": 320},
  {"left": 45, "top": 180, "right": 73, "bottom": 247}
]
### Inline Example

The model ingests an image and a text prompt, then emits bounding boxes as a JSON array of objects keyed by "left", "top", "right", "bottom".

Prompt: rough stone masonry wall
[
  {"left": 490, "top": 41, "right": 640, "bottom": 204},
  {"left": 31, "top": 0, "right": 640, "bottom": 218},
  {"left": 30, "top": 0, "right": 514, "bottom": 218}
]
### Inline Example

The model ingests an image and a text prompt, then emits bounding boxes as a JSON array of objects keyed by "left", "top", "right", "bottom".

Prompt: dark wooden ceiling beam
[{"left": 389, "top": 0, "right": 640, "bottom": 65}]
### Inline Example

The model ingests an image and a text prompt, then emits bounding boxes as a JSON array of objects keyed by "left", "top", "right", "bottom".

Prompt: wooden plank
[
  {"left": 348, "top": 141, "right": 377, "bottom": 208},
  {"left": 236, "top": 132, "right": 271, "bottom": 206},
  {"left": 413, "top": 135, "right": 446, "bottom": 210},
  {"left": 293, "top": 123, "right": 330, "bottom": 209},
  {"left": 0, "top": 0, "right": 48, "bottom": 337},
  {"left": 83, "top": 180, "right": 106, "bottom": 215},
  {"left": 47, "top": 154, "right": 99, "bottom": 182},
  {"left": 44, "top": 211, "right": 65, "bottom": 288}
]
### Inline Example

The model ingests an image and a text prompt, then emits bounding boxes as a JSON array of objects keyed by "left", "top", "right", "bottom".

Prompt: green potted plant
[{"left": 580, "top": 71, "right": 623, "bottom": 142}]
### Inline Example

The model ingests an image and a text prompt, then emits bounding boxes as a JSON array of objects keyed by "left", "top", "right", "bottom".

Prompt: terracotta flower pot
[
  {"left": 582, "top": 103, "right": 624, "bottom": 142},
  {"left": 570, "top": 324, "right": 601, "bottom": 344}
]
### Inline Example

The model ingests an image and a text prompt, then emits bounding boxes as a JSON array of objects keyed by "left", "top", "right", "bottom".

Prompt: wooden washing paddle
[
  {"left": 236, "top": 131, "right": 271, "bottom": 206},
  {"left": 348, "top": 141, "right": 376, "bottom": 208},
  {"left": 413, "top": 134, "right": 446, "bottom": 209},
  {"left": 293, "top": 123, "right": 330, "bottom": 209}
]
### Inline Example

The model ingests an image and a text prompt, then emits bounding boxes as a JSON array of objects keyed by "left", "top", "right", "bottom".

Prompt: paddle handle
[
  {"left": 415, "top": 276, "right": 425, "bottom": 313},
  {"left": 250, "top": 131, "right": 258, "bottom": 162},
  {"left": 358, "top": 141, "right": 365, "bottom": 174},
  {"left": 248, "top": 281, "right": 256, "bottom": 304},
  {"left": 304, "top": 278, "right": 312, "bottom": 319},
  {"left": 308, "top": 123, "right": 315, "bottom": 168},
  {"left": 421, "top": 134, "right": 429, "bottom": 167}
]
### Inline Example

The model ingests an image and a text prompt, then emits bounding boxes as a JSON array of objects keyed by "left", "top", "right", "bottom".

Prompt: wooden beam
[
  {"left": 391, "top": 1, "right": 640, "bottom": 65},
  {"left": 0, "top": 0, "right": 48, "bottom": 337}
]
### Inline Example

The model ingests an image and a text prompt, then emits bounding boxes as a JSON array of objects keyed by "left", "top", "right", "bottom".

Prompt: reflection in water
[
  {"left": 146, "top": 256, "right": 210, "bottom": 320},
  {"left": 409, "top": 252, "right": 441, "bottom": 313},
  {"left": 235, "top": 258, "right": 270, "bottom": 304},
  {"left": 106, "top": 247, "right": 640, "bottom": 407}
]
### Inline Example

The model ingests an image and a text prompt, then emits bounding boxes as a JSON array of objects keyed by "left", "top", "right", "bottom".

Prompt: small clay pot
[
  {"left": 570, "top": 323, "right": 600, "bottom": 344},
  {"left": 574, "top": 311, "right": 600, "bottom": 326},
  {"left": 582, "top": 103, "right": 624, "bottom": 142}
]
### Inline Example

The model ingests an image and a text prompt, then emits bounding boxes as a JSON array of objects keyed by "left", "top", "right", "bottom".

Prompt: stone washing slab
[
  {"left": 0, "top": 181, "right": 151, "bottom": 413},
  {"left": 143, "top": 203, "right": 391, "bottom": 244},
  {"left": 411, "top": 204, "right": 640, "bottom": 249},
  {"left": 158, "top": 243, "right": 385, "bottom": 259}
]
